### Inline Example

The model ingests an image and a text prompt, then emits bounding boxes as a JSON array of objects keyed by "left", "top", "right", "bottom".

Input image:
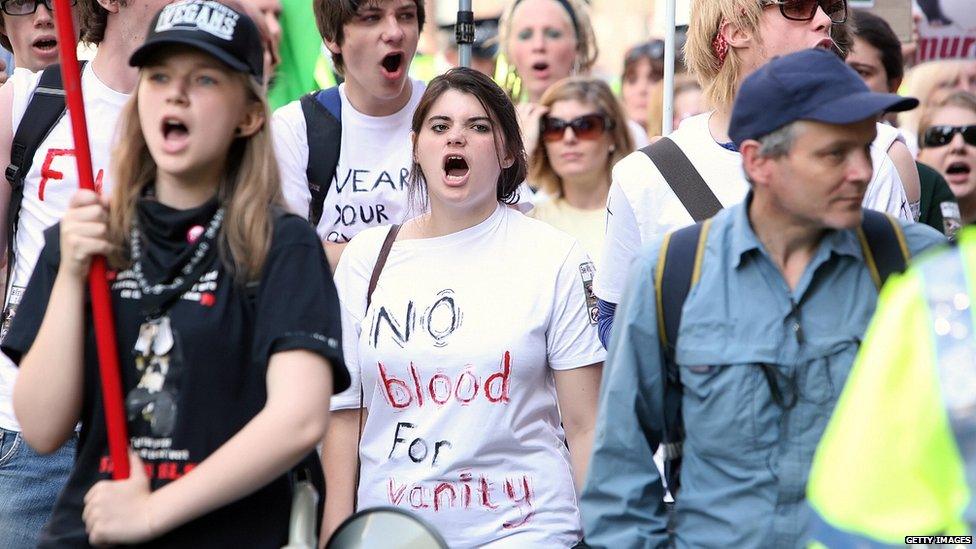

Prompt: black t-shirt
[{"left": 2, "top": 198, "right": 350, "bottom": 548}]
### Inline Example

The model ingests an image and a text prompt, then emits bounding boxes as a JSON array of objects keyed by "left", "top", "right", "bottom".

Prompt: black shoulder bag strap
[
  {"left": 353, "top": 223, "right": 401, "bottom": 507},
  {"left": 653, "top": 218, "right": 714, "bottom": 497},
  {"left": 640, "top": 137, "right": 723, "bottom": 222},
  {"left": 5, "top": 62, "right": 87, "bottom": 289},
  {"left": 300, "top": 86, "right": 342, "bottom": 228},
  {"left": 856, "top": 209, "right": 911, "bottom": 290}
]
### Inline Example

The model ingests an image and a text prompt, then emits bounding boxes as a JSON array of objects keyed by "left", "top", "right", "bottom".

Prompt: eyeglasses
[
  {"left": 763, "top": 0, "right": 848, "bottom": 24},
  {"left": 922, "top": 125, "right": 976, "bottom": 148},
  {"left": 541, "top": 113, "right": 614, "bottom": 142},
  {"left": 1, "top": 0, "right": 76, "bottom": 15}
]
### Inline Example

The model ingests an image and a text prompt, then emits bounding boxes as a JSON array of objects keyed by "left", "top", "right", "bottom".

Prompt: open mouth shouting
[
  {"left": 443, "top": 154, "right": 470, "bottom": 186},
  {"left": 32, "top": 35, "right": 58, "bottom": 57},
  {"left": 160, "top": 117, "right": 191, "bottom": 154},
  {"left": 945, "top": 159, "right": 973, "bottom": 185},
  {"left": 530, "top": 61, "right": 551, "bottom": 79},
  {"left": 380, "top": 52, "right": 405, "bottom": 80}
]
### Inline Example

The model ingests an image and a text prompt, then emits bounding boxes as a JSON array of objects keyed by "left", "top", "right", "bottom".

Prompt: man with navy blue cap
[{"left": 581, "top": 48, "right": 946, "bottom": 548}]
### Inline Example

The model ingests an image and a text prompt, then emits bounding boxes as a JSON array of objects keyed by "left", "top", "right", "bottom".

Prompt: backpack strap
[
  {"left": 641, "top": 138, "right": 723, "bottom": 222},
  {"left": 652, "top": 218, "right": 713, "bottom": 496},
  {"left": 5, "top": 62, "right": 86, "bottom": 290},
  {"left": 300, "top": 86, "right": 342, "bottom": 228},
  {"left": 855, "top": 210, "right": 911, "bottom": 290}
]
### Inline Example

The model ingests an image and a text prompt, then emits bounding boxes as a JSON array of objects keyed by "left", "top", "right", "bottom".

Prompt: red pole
[{"left": 53, "top": 0, "right": 130, "bottom": 480}]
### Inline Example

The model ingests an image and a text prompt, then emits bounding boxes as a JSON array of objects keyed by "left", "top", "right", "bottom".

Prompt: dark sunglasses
[
  {"left": 922, "top": 125, "right": 976, "bottom": 148},
  {"left": 1, "top": 0, "right": 76, "bottom": 15},
  {"left": 541, "top": 114, "right": 614, "bottom": 143},
  {"left": 763, "top": 0, "right": 848, "bottom": 24}
]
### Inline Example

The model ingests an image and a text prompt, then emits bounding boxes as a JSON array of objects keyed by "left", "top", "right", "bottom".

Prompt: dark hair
[
  {"left": 409, "top": 67, "right": 526, "bottom": 208},
  {"left": 851, "top": 9, "right": 904, "bottom": 86},
  {"left": 0, "top": 16, "right": 10, "bottom": 52},
  {"left": 78, "top": 0, "right": 111, "bottom": 44},
  {"left": 313, "top": 0, "right": 425, "bottom": 76},
  {"left": 622, "top": 34, "right": 687, "bottom": 83}
]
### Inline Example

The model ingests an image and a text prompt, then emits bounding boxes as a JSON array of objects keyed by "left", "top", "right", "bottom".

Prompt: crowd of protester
[{"left": 0, "top": 0, "right": 975, "bottom": 547}]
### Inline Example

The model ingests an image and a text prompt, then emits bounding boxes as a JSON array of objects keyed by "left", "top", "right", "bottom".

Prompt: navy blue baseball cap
[
  {"left": 130, "top": 0, "right": 263, "bottom": 83},
  {"left": 729, "top": 48, "right": 918, "bottom": 149}
]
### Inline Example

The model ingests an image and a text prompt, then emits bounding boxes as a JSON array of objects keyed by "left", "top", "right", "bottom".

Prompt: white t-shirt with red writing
[
  {"left": 0, "top": 65, "right": 128, "bottom": 431},
  {"left": 332, "top": 204, "right": 605, "bottom": 547}
]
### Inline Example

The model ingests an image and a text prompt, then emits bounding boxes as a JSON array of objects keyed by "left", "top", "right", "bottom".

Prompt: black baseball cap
[
  {"left": 130, "top": 0, "right": 263, "bottom": 82},
  {"left": 729, "top": 48, "right": 918, "bottom": 149}
]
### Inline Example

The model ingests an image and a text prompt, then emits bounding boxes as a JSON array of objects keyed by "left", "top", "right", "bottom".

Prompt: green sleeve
[
  {"left": 807, "top": 269, "right": 969, "bottom": 543},
  {"left": 917, "top": 161, "right": 958, "bottom": 237},
  {"left": 268, "top": 0, "right": 326, "bottom": 110}
]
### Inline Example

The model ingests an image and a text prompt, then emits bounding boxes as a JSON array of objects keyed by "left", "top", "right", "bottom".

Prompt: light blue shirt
[{"left": 580, "top": 199, "right": 945, "bottom": 548}]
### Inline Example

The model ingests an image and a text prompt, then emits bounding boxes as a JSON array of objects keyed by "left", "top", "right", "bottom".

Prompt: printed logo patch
[
  {"left": 579, "top": 262, "right": 598, "bottom": 325},
  {"left": 155, "top": 0, "right": 239, "bottom": 41}
]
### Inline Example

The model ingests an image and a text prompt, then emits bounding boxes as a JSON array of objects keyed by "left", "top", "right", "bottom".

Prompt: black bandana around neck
[{"left": 132, "top": 187, "right": 224, "bottom": 318}]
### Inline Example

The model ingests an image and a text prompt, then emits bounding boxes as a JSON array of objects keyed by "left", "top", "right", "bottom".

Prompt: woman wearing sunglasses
[
  {"left": 918, "top": 91, "right": 976, "bottom": 226},
  {"left": 529, "top": 78, "right": 633, "bottom": 267}
]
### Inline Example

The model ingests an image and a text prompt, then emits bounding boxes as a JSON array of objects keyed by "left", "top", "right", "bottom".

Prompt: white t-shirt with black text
[
  {"left": 332, "top": 204, "right": 605, "bottom": 547},
  {"left": 272, "top": 79, "right": 425, "bottom": 243}
]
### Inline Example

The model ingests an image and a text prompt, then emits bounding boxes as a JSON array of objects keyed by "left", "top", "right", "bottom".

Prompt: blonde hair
[
  {"left": 917, "top": 90, "right": 976, "bottom": 149},
  {"left": 498, "top": 0, "right": 598, "bottom": 100},
  {"left": 108, "top": 72, "right": 282, "bottom": 282},
  {"left": 899, "top": 60, "right": 968, "bottom": 137},
  {"left": 529, "top": 77, "right": 634, "bottom": 197},
  {"left": 685, "top": 0, "right": 765, "bottom": 110}
]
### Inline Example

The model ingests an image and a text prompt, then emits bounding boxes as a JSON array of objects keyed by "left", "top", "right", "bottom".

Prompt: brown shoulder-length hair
[
  {"left": 408, "top": 67, "right": 526, "bottom": 210},
  {"left": 529, "top": 77, "right": 633, "bottom": 197},
  {"left": 107, "top": 70, "right": 282, "bottom": 283}
]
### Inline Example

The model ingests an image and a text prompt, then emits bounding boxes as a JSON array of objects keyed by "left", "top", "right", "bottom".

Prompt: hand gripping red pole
[{"left": 53, "top": 0, "right": 130, "bottom": 480}]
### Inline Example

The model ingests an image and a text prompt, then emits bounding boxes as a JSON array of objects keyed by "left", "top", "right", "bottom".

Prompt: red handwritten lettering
[
  {"left": 485, "top": 351, "right": 512, "bottom": 403},
  {"left": 388, "top": 477, "right": 407, "bottom": 505},
  {"left": 429, "top": 373, "right": 452, "bottom": 405},
  {"left": 375, "top": 351, "right": 512, "bottom": 410},
  {"left": 455, "top": 369, "right": 479, "bottom": 404},
  {"left": 502, "top": 476, "right": 535, "bottom": 529},
  {"left": 409, "top": 486, "right": 429, "bottom": 509},
  {"left": 433, "top": 483, "right": 457, "bottom": 511},
  {"left": 37, "top": 148, "right": 104, "bottom": 200},
  {"left": 409, "top": 363, "right": 424, "bottom": 407},
  {"left": 379, "top": 361, "right": 412, "bottom": 409}
]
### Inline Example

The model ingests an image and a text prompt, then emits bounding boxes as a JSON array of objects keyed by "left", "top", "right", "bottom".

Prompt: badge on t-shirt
[
  {"left": 579, "top": 262, "right": 598, "bottom": 325},
  {"left": 942, "top": 201, "right": 962, "bottom": 240},
  {"left": 0, "top": 286, "right": 26, "bottom": 342}
]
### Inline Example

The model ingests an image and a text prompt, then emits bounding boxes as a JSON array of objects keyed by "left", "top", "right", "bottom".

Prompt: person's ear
[
  {"left": 722, "top": 18, "right": 752, "bottom": 50},
  {"left": 324, "top": 37, "right": 341, "bottom": 56},
  {"left": 96, "top": 0, "right": 121, "bottom": 15},
  {"left": 740, "top": 140, "right": 774, "bottom": 187},
  {"left": 235, "top": 103, "right": 265, "bottom": 138},
  {"left": 500, "top": 150, "right": 515, "bottom": 169}
]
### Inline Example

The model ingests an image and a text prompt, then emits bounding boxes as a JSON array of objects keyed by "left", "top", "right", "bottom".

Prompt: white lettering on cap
[{"left": 154, "top": 0, "right": 239, "bottom": 41}]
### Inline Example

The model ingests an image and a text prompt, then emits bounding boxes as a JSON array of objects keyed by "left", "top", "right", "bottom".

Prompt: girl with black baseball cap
[{"left": 4, "top": 0, "right": 349, "bottom": 546}]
